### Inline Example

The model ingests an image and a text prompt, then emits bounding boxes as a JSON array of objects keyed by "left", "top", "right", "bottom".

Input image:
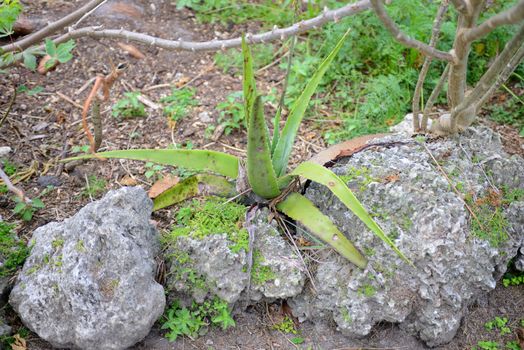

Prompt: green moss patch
[{"left": 168, "top": 196, "right": 249, "bottom": 253}]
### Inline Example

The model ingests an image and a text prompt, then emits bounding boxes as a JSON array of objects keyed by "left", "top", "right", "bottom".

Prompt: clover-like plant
[{"left": 67, "top": 31, "right": 410, "bottom": 268}]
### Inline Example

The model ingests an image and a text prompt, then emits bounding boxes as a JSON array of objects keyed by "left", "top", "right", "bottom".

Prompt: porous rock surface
[
  {"left": 289, "top": 126, "right": 524, "bottom": 347},
  {"left": 9, "top": 187, "right": 165, "bottom": 350},
  {"left": 165, "top": 208, "right": 305, "bottom": 306}
]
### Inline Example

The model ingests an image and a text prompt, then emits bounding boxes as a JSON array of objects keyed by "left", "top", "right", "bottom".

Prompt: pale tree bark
[{"left": 411, "top": 1, "right": 449, "bottom": 131}]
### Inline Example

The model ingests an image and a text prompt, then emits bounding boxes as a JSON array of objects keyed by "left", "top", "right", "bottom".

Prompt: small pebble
[
  {"left": 37, "top": 175, "right": 62, "bottom": 188},
  {"left": 198, "top": 111, "right": 213, "bottom": 123},
  {"left": 0, "top": 146, "right": 12, "bottom": 158}
]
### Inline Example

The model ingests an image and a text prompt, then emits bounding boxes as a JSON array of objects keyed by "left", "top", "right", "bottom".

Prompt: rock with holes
[
  {"left": 289, "top": 126, "right": 524, "bottom": 347},
  {"left": 164, "top": 202, "right": 305, "bottom": 306},
  {"left": 9, "top": 187, "right": 165, "bottom": 350}
]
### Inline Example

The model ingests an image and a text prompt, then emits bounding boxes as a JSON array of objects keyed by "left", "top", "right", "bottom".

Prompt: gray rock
[
  {"left": 165, "top": 207, "right": 305, "bottom": 306},
  {"left": 9, "top": 187, "right": 165, "bottom": 350},
  {"left": 289, "top": 127, "right": 524, "bottom": 347},
  {"left": 37, "top": 175, "right": 62, "bottom": 188},
  {"left": 198, "top": 111, "right": 213, "bottom": 123},
  {"left": 0, "top": 146, "right": 12, "bottom": 158}
]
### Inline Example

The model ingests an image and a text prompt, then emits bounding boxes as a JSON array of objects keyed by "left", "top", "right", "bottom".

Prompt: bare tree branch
[
  {"left": 462, "top": 0, "right": 524, "bottom": 43},
  {"left": 1, "top": 0, "right": 107, "bottom": 53},
  {"left": 412, "top": 1, "right": 449, "bottom": 131},
  {"left": 0, "top": 166, "right": 29, "bottom": 203},
  {"left": 422, "top": 63, "right": 450, "bottom": 131},
  {"left": 449, "top": 0, "right": 469, "bottom": 14},
  {"left": 477, "top": 40, "right": 524, "bottom": 108},
  {"left": 369, "top": 0, "right": 454, "bottom": 62},
  {"left": 451, "top": 23, "right": 524, "bottom": 129},
  {"left": 1, "top": 0, "right": 371, "bottom": 55}
]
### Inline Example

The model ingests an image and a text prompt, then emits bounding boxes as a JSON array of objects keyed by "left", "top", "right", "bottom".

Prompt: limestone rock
[
  {"left": 165, "top": 207, "right": 305, "bottom": 306},
  {"left": 9, "top": 187, "right": 165, "bottom": 350},
  {"left": 289, "top": 127, "right": 524, "bottom": 347}
]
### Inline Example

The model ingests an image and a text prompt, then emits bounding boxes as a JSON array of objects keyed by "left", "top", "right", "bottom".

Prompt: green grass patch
[{"left": 0, "top": 221, "right": 29, "bottom": 277}]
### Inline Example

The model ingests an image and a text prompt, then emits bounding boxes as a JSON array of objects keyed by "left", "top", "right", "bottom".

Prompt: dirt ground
[{"left": 0, "top": 1, "right": 523, "bottom": 349}]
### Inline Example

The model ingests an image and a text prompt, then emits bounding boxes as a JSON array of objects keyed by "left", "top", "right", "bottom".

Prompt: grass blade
[
  {"left": 272, "top": 29, "right": 350, "bottom": 177},
  {"left": 247, "top": 95, "right": 280, "bottom": 199},
  {"left": 291, "top": 161, "right": 412, "bottom": 266},
  {"left": 65, "top": 149, "right": 239, "bottom": 179},
  {"left": 153, "top": 174, "right": 236, "bottom": 211},
  {"left": 242, "top": 34, "right": 257, "bottom": 128},
  {"left": 277, "top": 192, "right": 367, "bottom": 268}
]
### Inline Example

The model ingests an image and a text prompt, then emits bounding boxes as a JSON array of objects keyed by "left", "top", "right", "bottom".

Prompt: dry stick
[
  {"left": 422, "top": 143, "right": 485, "bottom": 231},
  {"left": 452, "top": 23, "right": 524, "bottom": 125},
  {"left": 82, "top": 78, "right": 103, "bottom": 153},
  {"left": 0, "top": 166, "right": 29, "bottom": 203},
  {"left": 462, "top": 0, "right": 524, "bottom": 43},
  {"left": 369, "top": 0, "right": 454, "bottom": 62},
  {"left": 4, "top": 0, "right": 371, "bottom": 61},
  {"left": 56, "top": 91, "right": 83, "bottom": 109},
  {"left": 0, "top": 85, "right": 16, "bottom": 129},
  {"left": 1, "top": 0, "right": 106, "bottom": 53},
  {"left": 422, "top": 63, "right": 450, "bottom": 130},
  {"left": 412, "top": 1, "right": 449, "bottom": 132}
]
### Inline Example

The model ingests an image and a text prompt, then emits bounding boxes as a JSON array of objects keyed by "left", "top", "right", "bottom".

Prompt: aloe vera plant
[{"left": 67, "top": 31, "right": 411, "bottom": 268}]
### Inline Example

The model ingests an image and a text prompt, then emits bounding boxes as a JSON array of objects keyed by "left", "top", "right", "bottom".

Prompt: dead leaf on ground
[
  {"left": 517, "top": 328, "right": 524, "bottom": 349},
  {"left": 383, "top": 173, "right": 400, "bottom": 183},
  {"left": 309, "top": 133, "right": 390, "bottom": 166},
  {"left": 105, "top": 2, "right": 142, "bottom": 18},
  {"left": 117, "top": 42, "right": 145, "bottom": 59},
  {"left": 149, "top": 174, "right": 180, "bottom": 198},
  {"left": 11, "top": 334, "right": 27, "bottom": 350},
  {"left": 37, "top": 55, "right": 58, "bottom": 75},
  {"left": 120, "top": 175, "right": 138, "bottom": 186},
  {"left": 174, "top": 76, "right": 191, "bottom": 88}
]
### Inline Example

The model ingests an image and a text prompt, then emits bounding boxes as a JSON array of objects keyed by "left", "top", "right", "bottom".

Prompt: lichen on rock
[
  {"left": 289, "top": 126, "right": 524, "bottom": 347},
  {"left": 9, "top": 187, "right": 165, "bottom": 350}
]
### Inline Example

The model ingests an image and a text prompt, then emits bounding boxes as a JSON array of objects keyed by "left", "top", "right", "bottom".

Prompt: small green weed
[
  {"left": 81, "top": 175, "right": 107, "bottom": 198},
  {"left": 161, "top": 298, "right": 235, "bottom": 341},
  {"left": 272, "top": 316, "right": 298, "bottom": 334},
  {"left": 0, "top": 221, "right": 29, "bottom": 277},
  {"left": 112, "top": 92, "right": 146, "bottom": 118},
  {"left": 358, "top": 284, "right": 377, "bottom": 297},
  {"left": 216, "top": 91, "right": 245, "bottom": 134},
  {"left": 71, "top": 145, "right": 90, "bottom": 154},
  {"left": 12, "top": 196, "right": 45, "bottom": 221},
  {"left": 484, "top": 317, "right": 511, "bottom": 336},
  {"left": 16, "top": 84, "right": 44, "bottom": 96},
  {"left": 1, "top": 159, "right": 16, "bottom": 176},
  {"left": 160, "top": 87, "right": 197, "bottom": 121},
  {"left": 144, "top": 162, "right": 165, "bottom": 182},
  {"left": 502, "top": 273, "right": 524, "bottom": 287}
]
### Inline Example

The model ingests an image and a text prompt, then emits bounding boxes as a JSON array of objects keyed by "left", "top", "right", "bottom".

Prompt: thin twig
[
  {"left": 1, "top": 0, "right": 106, "bottom": 53},
  {"left": 57, "top": 91, "right": 83, "bottom": 110},
  {"left": 422, "top": 143, "right": 485, "bottom": 231},
  {"left": 0, "top": 85, "right": 17, "bottom": 129},
  {"left": 70, "top": 0, "right": 109, "bottom": 30},
  {"left": 0, "top": 166, "right": 29, "bottom": 203},
  {"left": 1, "top": 0, "right": 372, "bottom": 64},
  {"left": 422, "top": 63, "right": 450, "bottom": 130},
  {"left": 369, "top": 0, "right": 454, "bottom": 62},
  {"left": 412, "top": 1, "right": 449, "bottom": 131}
]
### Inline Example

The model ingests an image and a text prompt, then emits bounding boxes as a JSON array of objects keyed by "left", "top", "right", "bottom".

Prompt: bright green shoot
[{"left": 64, "top": 30, "right": 411, "bottom": 269}]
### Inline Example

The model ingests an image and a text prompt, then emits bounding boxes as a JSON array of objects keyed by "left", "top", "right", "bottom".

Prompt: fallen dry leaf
[
  {"left": 13, "top": 16, "right": 35, "bottom": 36},
  {"left": 149, "top": 174, "right": 180, "bottom": 198},
  {"left": 120, "top": 175, "right": 138, "bottom": 186},
  {"left": 11, "top": 334, "right": 27, "bottom": 350},
  {"left": 516, "top": 327, "right": 524, "bottom": 349},
  {"left": 174, "top": 76, "right": 191, "bottom": 88},
  {"left": 309, "top": 133, "right": 389, "bottom": 166},
  {"left": 106, "top": 2, "right": 142, "bottom": 18},
  {"left": 37, "top": 55, "right": 58, "bottom": 75},
  {"left": 383, "top": 173, "right": 400, "bottom": 183},
  {"left": 117, "top": 42, "right": 145, "bottom": 59}
]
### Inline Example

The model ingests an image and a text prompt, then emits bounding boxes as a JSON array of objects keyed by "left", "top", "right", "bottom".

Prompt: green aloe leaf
[
  {"left": 242, "top": 34, "right": 257, "bottom": 127},
  {"left": 277, "top": 192, "right": 367, "bottom": 268},
  {"left": 247, "top": 95, "right": 280, "bottom": 199},
  {"left": 153, "top": 174, "right": 236, "bottom": 210},
  {"left": 64, "top": 149, "right": 239, "bottom": 179},
  {"left": 290, "top": 161, "right": 412, "bottom": 266},
  {"left": 272, "top": 29, "right": 350, "bottom": 177}
]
